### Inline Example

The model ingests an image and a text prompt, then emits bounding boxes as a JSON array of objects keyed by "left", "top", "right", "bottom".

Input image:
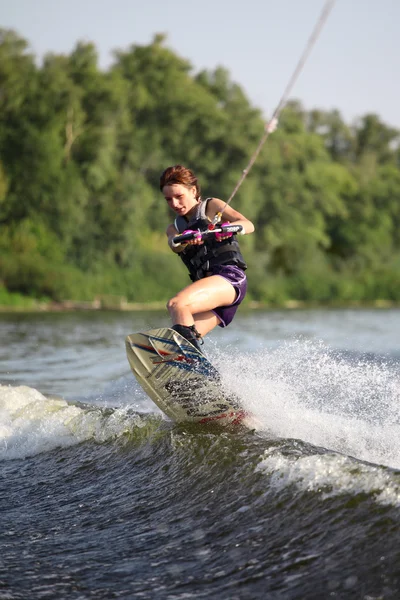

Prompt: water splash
[
  {"left": 213, "top": 339, "right": 400, "bottom": 469},
  {"left": 257, "top": 449, "right": 400, "bottom": 507},
  {"left": 0, "top": 384, "right": 147, "bottom": 461}
]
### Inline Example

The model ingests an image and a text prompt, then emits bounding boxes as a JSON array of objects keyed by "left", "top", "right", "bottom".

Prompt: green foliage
[
  {"left": 0, "top": 29, "right": 399, "bottom": 308},
  {"left": 0, "top": 160, "right": 8, "bottom": 203},
  {"left": 0, "top": 285, "right": 43, "bottom": 308},
  {"left": 0, "top": 219, "right": 71, "bottom": 300}
]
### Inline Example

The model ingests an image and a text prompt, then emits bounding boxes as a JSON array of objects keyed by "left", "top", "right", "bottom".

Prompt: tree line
[{"left": 1, "top": 29, "right": 399, "bottom": 307}]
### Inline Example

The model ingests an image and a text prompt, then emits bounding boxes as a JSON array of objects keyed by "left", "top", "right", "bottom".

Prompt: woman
[{"left": 160, "top": 164, "right": 254, "bottom": 352}]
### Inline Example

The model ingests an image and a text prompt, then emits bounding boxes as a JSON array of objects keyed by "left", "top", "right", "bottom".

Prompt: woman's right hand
[{"left": 181, "top": 230, "right": 204, "bottom": 245}]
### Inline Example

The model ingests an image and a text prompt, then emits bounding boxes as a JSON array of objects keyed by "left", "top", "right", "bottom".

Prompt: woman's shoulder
[
  {"left": 205, "top": 196, "right": 223, "bottom": 204},
  {"left": 204, "top": 197, "right": 224, "bottom": 216},
  {"left": 166, "top": 222, "right": 178, "bottom": 235}
]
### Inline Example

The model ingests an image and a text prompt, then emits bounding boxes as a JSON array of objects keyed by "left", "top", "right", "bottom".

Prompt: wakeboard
[{"left": 125, "top": 327, "right": 250, "bottom": 426}]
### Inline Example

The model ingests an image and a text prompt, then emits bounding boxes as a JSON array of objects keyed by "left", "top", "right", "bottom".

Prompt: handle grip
[{"left": 173, "top": 224, "right": 243, "bottom": 245}]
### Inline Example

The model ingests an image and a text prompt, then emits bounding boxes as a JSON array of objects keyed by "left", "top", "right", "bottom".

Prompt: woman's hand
[
  {"left": 215, "top": 222, "right": 233, "bottom": 242},
  {"left": 181, "top": 229, "right": 204, "bottom": 246}
]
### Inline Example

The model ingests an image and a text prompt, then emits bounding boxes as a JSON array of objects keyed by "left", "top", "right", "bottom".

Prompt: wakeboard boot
[
  {"left": 171, "top": 324, "right": 221, "bottom": 382},
  {"left": 171, "top": 324, "right": 203, "bottom": 354}
]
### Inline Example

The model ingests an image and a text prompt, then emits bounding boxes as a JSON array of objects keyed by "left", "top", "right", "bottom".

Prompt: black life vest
[{"left": 174, "top": 199, "right": 247, "bottom": 282}]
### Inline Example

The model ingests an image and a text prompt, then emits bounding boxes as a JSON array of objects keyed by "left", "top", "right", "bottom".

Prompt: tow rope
[{"left": 212, "top": 0, "right": 337, "bottom": 225}]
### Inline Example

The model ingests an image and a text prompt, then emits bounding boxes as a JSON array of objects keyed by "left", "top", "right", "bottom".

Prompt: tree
[{"left": 354, "top": 113, "right": 400, "bottom": 164}]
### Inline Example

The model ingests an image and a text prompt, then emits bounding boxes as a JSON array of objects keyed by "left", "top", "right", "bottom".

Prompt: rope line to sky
[{"left": 213, "top": 0, "right": 337, "bottom": 224}]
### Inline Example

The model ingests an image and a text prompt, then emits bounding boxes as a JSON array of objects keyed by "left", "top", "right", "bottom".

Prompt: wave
[
  {"left": 1, "top": 338, "right": 399, "bottom": 511},
  {"left": 212, "top": 338, "right": 400, "bottom": 470},
  {"left": 0, "top": 384, "right": 161, "bottom": 461},
  {"left": 257, "top": 442, "right": 400, "bottom": 507},
  {"left": 1, "top": 381, "right": 400, "bottom": 513}
]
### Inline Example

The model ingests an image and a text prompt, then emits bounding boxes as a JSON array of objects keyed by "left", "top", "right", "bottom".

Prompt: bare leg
[
  {"left": 167, "top": 275, "right": 236, "bottom": 334},
  {"left": 192, "top": 311, "right": 221, "bottom": 337}
]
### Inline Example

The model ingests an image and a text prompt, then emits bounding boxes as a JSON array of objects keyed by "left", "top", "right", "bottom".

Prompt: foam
[
  {"left": 257, "top": 450, "right": 400, "bottom": 507},
  {"left": 213, "top": 338, "right": 400, "bottom": 469},
  {"left": 0, "top": 384, "right": 143, "bottom": 460}
]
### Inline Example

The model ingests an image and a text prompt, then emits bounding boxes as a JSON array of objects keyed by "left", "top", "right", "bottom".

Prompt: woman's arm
[
  {"left": 206, "top": 198, "right": 255, "bottom": 235},
  {"left": 166, "top": 223, "right": 186, "bottom": 253}
]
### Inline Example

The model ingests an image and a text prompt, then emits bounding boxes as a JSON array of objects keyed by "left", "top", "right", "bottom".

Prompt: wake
[
  {"left": 213, "top": 339, "right": 400, "bottom": 469},
  {"left": 0, "top": 385, "right": 146, "bottom": 460}
]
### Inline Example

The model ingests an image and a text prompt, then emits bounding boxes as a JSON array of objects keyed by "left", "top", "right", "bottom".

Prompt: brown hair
[{"left": 159, "top": 165, "right": 201, "bottom": 200}]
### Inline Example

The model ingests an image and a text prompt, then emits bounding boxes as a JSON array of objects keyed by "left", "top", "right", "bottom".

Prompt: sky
[{"left": 2, "top": 0, "right": 400, "bottom": 128}]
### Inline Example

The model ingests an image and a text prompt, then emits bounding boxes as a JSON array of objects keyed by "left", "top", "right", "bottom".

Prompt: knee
[{"left": 166, "top": 294, "right": 180, "bottom": 312}]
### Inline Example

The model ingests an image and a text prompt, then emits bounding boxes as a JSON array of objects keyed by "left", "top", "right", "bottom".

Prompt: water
[{"left": 1, "top": 308, "right": 400, "bottom": 599}]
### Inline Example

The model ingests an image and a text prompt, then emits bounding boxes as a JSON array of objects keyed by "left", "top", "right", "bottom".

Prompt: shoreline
[{"left": 0, "top": 298, "right": 398, "bottom": 314}]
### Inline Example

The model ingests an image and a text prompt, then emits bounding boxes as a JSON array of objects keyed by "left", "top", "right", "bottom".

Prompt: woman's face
[{"left": 163, "top": 184, "right": 198, "bottom": 216}]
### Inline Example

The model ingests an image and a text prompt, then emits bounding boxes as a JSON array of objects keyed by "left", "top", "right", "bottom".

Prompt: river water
[{"left": 1, "top": 308, "right": 399, "bottom": 599}]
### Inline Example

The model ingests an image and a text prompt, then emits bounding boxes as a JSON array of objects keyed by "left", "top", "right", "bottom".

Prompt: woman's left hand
[{"left": 215, "top": 222, "right": 233, "bottom": 242}]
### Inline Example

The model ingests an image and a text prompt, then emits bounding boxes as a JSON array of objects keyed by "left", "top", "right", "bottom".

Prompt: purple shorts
[{"left": 210, "top": 264, "right": 247, "bottom": 328}]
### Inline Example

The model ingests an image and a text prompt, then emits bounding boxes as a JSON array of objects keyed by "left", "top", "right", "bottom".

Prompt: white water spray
[
  {"left": 0, "top": 384, "right": 144, "bottom": 460},
  {"left": 215, "top": 339, "right": 400, "bottom": 469}
]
